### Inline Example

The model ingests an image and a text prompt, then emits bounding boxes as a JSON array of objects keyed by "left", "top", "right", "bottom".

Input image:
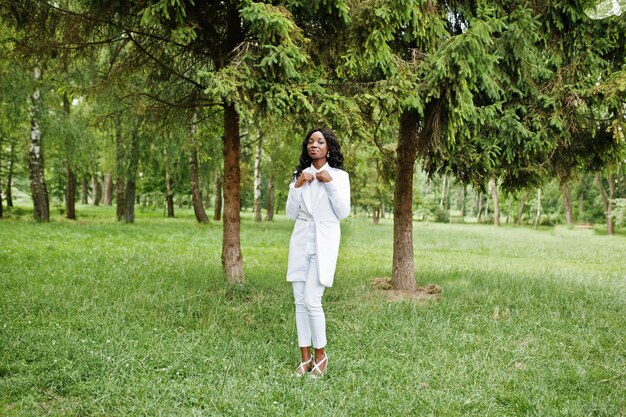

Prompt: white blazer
[{"left": 285, "top": 164, "right": 351, "bottom": 287}]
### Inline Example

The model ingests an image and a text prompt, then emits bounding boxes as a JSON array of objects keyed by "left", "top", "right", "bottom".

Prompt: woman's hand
[
  {"left": 315, "top": 170, "right": 333, "bottom": 183},
  {"left": 295, "top": 172, "right": 315, "bottom": 188}
]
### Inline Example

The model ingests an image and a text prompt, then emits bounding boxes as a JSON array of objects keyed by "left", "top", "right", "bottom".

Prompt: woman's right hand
[{"left": 295, "top": 172, "right": 314, "bottom": 188}]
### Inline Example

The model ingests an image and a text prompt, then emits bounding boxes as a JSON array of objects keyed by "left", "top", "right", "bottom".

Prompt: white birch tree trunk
[
  {"left": 253, "top": 132, "right": 262, "bottom": 222},
  {"left": 490, "top": 178, "right": 500, "bottom": 226},
  {"left": 28, "top": 66, "right": 49, "bottom": 221}
]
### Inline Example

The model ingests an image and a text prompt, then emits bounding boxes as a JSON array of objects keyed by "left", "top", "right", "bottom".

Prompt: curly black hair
[{"left": 293, "top": 127, "right": 344, "bottom": 181}]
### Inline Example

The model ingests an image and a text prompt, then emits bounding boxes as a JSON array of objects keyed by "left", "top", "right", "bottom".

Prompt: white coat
[{"left": 286, "top": 163, "right": 351, "bottom": 287}]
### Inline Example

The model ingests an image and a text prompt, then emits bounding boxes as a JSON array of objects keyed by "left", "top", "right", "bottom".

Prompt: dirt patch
[{"left": 371, "top": 277, "right": 441, "bottom": 302}]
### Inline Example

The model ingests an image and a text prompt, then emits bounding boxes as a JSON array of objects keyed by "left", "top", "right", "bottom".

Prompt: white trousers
[{"left": 292, "top": 223, "right": 327, "bottom": 349}]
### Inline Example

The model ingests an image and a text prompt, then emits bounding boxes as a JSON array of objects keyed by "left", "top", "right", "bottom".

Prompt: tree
[
  {"left": 27, "top": 65, "right": 50, "bottom": 221},
  {"left": 253, "top": 131, "right": 263, "bottom": 222}
]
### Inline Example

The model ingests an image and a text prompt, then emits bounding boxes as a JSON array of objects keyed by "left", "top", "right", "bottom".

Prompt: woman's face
[{"left": 307, "top": 131, "right": 328, "bottom": 161}]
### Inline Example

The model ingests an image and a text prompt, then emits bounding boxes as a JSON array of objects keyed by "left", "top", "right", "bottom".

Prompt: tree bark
[
  {"left": 534, "top": 188, "right": 541, "bottom": 228},
  {"left": 506, "top": 198, "right": 512, "bottom": 224},
  {"left": 253, "top": 133, "right": 263, "bottom": 222},
  {"left": 28, "top": 67, "right": 50, "bottom": 222},
  {"left": 65, "top": 161, "right": 76, "bottom": 219},
  {"left": 561, "top": 183, "right": 573, "bottom": 226},
  {"left": 477, "top": 192, "right": 483, "bottom": 223},
  {"left": 439, "top": 175, "right": 447, "bottom": 208},
  {"left": 391, "top": 110, "right": 419, "bottom": 291},
  {"left": 460, "top": 185, "right": 466, "bottom": 221},
  {"left": 164, "top": 148, "right": 175, "bottom": 218},
  {"left": 91, "top": 174, "right": 100, "bottom": 206},
  {"left": 214, "top": 173, "right": 222, "bottom": 221},
  {"left": 516, "top": 189, "right": 529, "bottom": 225},
  {"left": 265, "top": 174, "right": 274, "bottom": 221},
  {"left": 595, "top": 173, "right": 614, "bottom": 235},
  {"left": 188, "top": 113, "right": 209, "bottom": 224},
  {"left": 81, "top": 177, "right": 89, "bottom": 204},
  {"left": 6, "top": 142, "right": 15, "bottom": 207},
  {"left": 490, "top": 178, "right": 500, "bottom": 226},
  {"left": 115, "top": 116, "right": 126, "bottom": 221},
  {"left": 124, "top": 126, "right": 140, "bottom": 223},
  {"left": 222, "top": 102, "right": 244, "bottom": 284},
  {"left": 102, "top": 173, "right": 113, "bottom": 206},
  {"left": 165, "top": 171, "right": 175, "bottom": 217},
  {"left": 28, "top": 66, "right": 49, "bottom": 222}
]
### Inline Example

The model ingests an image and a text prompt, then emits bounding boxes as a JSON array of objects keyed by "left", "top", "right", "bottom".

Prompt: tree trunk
[
  {"left": 164, "top": 153, "right": 175, "bottom": 217},
  {"left": 561, "top": 183, "right": 573, "bottom": 226},
  {"left": 102, "top": 173, "right": 113, "bottom": 206},
  {"left": 506, "top": 198, "right": 512, "bottom": 224},
  {"left": 124, "top": 127, "right": 140, "bottom": 223},
  {"left": 516, "top": 189, "right": 529, "bottom": 225},
  {"left": 265, "top": 174, "right": 274, "bottom": 221},
  {"left": 391, "top": 110, "right": 419, "bottom": 291},
  {"left": 439, "top": 175, "right": 447, "bottom": 208},
  {"left": 222, "top": 102, "right": 244, "bottom": 284},
  {"left": 6, "top": 142, "right": 15, "bottom": 207},
  {"left": 373, "top": 207, "right": 380, "bottom": 224},
  {"left": 189, "top": 114, "right": 209, "bottom": 224},
  {"left": 91, "top": 174, "right": 100, "bottom": 206},
  {"left": 115, "top": 116, "right": 126, "bottom": 221},
  {"left": 61, "top": 95, "right": 76, "bottom": 220},
  {"left": 81, "top": 177, "right": 89, "bottom": 204},
  {"left": 490, "top": 178, "right": 500, "bottom": 226},
  {"left": 595, "top": 173, "right": 614, "bottom": 235},
  {"left": 253, "top": 133, "right": 263, "bottom": 222},
  {"left": 65, "top": 161, "right": 76, "bottom": 219},
  {"left": 165, "top": 167, "right": 175, "bottom": 218},
  {"left": 534, "top": 188, "right": 541, "bottom": 228},
  {"left": 28, "top": 67, "right": 49, "bottom": 221},
  {"left": 460, "top": 185, "right": 466, "bottom": 221},
  {"left": 381, "top": 201, "right": 385, "bottom": 219},
  {"left": 214, "top": 173, "right": 222, "bottom": 221},
  {"left": 477, "top": 192, "right": 483, "bottom": 223}
]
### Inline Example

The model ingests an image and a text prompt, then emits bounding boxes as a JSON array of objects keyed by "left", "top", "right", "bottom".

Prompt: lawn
[{"left": 1, "top": 206, "right": 624, "bottom": 416}]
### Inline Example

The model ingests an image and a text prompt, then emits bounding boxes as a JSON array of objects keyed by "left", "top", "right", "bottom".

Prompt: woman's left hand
[{"left": 316, "top": 170, "right": 333, "bottom": 183}]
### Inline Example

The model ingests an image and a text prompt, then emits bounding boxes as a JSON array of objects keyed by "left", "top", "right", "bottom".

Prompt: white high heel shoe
[
  {"left": 310, "top": 354, "right": 327, "bottom": 378},
  {"left": 295, "top": 356, "right": 313, "bottom": 377}
]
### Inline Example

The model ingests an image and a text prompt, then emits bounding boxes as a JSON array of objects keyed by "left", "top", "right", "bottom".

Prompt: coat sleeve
[
  {"left": 286, "top": 181, "right": 303, "bottom": 220},
  {"left": 324, "top": 171, "right": 351, "bottom": 219}
]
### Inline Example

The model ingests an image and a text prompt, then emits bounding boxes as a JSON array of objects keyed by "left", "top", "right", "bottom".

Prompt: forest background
[{"left": 0, "top": 1, "right": 625, "bottom": 286}]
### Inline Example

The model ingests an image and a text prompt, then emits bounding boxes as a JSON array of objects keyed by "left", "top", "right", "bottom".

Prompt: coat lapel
[{"left": 302, "top": 167, "right": 315, "bottom": 213}]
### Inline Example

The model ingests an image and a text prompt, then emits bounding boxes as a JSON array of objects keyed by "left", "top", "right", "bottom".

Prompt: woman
[{"left": 285, "top": 127, "right": 351, "bottom": 377}]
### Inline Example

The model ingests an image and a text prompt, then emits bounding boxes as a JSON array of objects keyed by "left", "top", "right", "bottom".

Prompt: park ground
[{"left": 0, "top": 206, "right": 624, "bottom": 416}]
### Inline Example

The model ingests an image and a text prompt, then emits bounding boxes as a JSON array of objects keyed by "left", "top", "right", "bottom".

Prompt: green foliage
[
  {"left": 432, "top": 206, "right": 450, "bottom": 223},
  {"left": 613, "top": 198, "right": 626, "bottom": 227}
]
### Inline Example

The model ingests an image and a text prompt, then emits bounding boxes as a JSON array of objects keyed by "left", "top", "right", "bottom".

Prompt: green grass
[{"left": 1, "top": 205, "right": 625, "bottom": 416}]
